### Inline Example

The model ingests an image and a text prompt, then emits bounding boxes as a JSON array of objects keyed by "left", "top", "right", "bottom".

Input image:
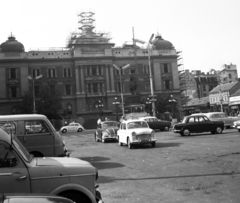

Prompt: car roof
[
  {"left": 121, "top": 119, "right": 147, "bottom": 123},
  {"left": 140, "top": 116, "right": 157, "bottom": 119},
  {"left": 0, "top": 114, "right": 47, "bottom": 121}
]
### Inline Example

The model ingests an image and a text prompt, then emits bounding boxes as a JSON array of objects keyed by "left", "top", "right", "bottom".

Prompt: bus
[{"left": 124, "top": 104, "right": 148, "bottom": 120}]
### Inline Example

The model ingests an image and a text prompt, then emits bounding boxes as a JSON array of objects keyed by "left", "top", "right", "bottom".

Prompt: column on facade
[
  {"left": 80, "top": 65, "right": 85, "bottom": 94},
  {"left": 109, "top": 64, "right": 115, "bottom": 92},
  {"left": 105, "top": 64, "right": 111, "bottom": 92},
  {"left": 75, "top": 65, "right": 80, "bottom": 94}
]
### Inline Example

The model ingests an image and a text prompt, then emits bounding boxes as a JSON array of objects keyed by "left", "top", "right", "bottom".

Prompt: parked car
[
  {"left": 0, "top": 194, "right": 74, "bottom": 203},
  {"left": 95, "top": 121, "right": 119, "bottom": 143},
  {"left": 0, "top": 127, "right": 103, "bottom": 203},
  {"left": 0, "top": 114, "right": 69, "bottom": 157},
  {"left": 173, "top": 114, "right": 224, "bottom": 136},
  {"left": 192, "top": 112, "right": 240, "bottom": 129},
  {"left": 139, "top": 116, "right": 171, "bottom": 131},
  {"left": 60, "top": 122, "right": 84, "bottom": 133},
  {"left": 232, "top": 120, "right": 240, "bottom": 132},
  {"left": 117, "top": 119, "right": 156, "bottom": 149}
]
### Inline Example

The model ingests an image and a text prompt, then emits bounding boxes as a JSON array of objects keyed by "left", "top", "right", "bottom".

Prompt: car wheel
[
  {"left": 62, "top": 129, "right": 67, "bottom": 133},
  {"left": 238, "top": 129, "right": 240, "bottom": 132},
  {"left": 77, "top": 128, "right": 83, "bottom": 132},
  {"left": 183, "top": 128, "right": 191, "bottom": 136},
  {"left": 127, "top": 138, "right": 132, "bottom": 149},
  {"left": 118, "top": 136, "right": 122, "bottom": 146},
  {"left": 151, "top": 142, "right": 156, "bottom": 147},
  {"left": 215, "top": 126, "right": 223, "bottom": 134},
  {"left": 164, "top": 126, "right": 169, "bottom": 131}
]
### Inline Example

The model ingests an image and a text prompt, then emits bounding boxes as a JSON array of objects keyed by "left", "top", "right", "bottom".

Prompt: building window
[
  {"left": 203, "top": 85, "right": 206, "bottom": 91},
  {"left": 145, "top": 82, "right": 150, "bottom": 91},
  {"left": 129, "top": 69, "right": 137, "bottom": 74},
  {"left": 32, "top": 69, "right": 41, "bottom": 78},
  {"left": 87, "top": 83, "right": 104, "bottom": 94},
  {"left": 47, "top": 68, "right": 57, "bottom": 78},
  {"left": 63, "top": 68, "right": 71, "bottom": 77},
  {"left": 229, "top": 73, "right": 232, "bottom": 79},
  {"left": 50, "top": 85, "right": 55, "bottom": 92},
  {"left": 143, "top": 65, "right": 149, "bottom": 74},
  {"left": 85, "top": 65, "right": 103, "bottom": 76},
  {"left": 9, "top": 68, "right": 17, "bottom": 79},
  {"left": 65, "top": 84, "right": 72, "bottom": 95},
  {"left": 163, "top": 64, "right": 169, "bottom": 73},
  {"left": 163, "top": 80, "right": 171, "bottom": 90},
  {"left": 10, "top": 86, "right": 18, "bottom": 98}
]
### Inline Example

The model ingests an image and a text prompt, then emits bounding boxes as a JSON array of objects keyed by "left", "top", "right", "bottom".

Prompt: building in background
[
  {"left": 0, "top": 12, "right": 181, "bottom": 119},
  {"left": 218, "top": 63, "right": 238, "bottom": 84}
]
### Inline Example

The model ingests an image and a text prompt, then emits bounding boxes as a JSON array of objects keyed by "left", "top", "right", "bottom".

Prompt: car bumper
[
  {"left": 58, "top": 148, "right": 71, "bottom": 157},
  {"left": 233, "top": 125, "right": 240, "bottom": 129},
  {"left": 95, "top": 185, "right": 104, "bottom": 203},
  {"left": 131, "top": 138, "right": 157, "bottom": 144},
  {"left": 173, "top": 129, "right": 181, "bottom": 133}
]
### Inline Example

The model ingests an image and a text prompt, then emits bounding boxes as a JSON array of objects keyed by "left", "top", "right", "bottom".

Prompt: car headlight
[
  {"left": 132, "top": 132, "right": 137, "bottom": 140},
  {"left": 151, "top": 131, "right": 155, "bottom": 138}
]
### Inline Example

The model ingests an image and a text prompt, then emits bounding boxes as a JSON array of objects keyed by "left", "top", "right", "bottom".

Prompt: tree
[
  {"left": 155, "top": 93, "right": 174, "bottom": 113},
  {"left": 129, "top": 74, "right": 139, "bottom": 95},
  {"left": 18, "top": 86, "right": 62, "bottom": 119}
]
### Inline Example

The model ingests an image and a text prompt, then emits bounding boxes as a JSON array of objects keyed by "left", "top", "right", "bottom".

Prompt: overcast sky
[{"left": 1, "top": 0, "right": 239, "bottom": 75}]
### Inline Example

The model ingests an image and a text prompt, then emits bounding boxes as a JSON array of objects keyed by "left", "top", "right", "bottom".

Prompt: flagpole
[{"left": 132, "top": 27, "right": 138, "bottom": 76}]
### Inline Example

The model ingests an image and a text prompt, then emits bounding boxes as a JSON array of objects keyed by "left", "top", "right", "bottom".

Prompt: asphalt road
[{"left": 61, "top": 129, "right": 240, "bottom": 203}]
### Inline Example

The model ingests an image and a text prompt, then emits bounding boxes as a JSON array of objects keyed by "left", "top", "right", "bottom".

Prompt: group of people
[{"left": 97, "top": 116, "right": 109, "bottom": 125}]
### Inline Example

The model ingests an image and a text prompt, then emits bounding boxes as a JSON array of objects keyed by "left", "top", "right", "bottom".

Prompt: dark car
[
  {"left": 0, "top": 194, "right": 74, "bottom": 203},
  {"left": 95, "top": 121, "right": 119, "bottom": 143},
  {"left": 139, "top": 116, "right": 171, "bottom": 131},
  {"left": 173, "top": 115, "right": 224, "bottom": 136}
]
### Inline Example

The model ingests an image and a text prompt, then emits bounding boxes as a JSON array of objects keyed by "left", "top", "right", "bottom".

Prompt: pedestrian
[{"left": 97, "top": 116, "right": 103, "bottom": 127}]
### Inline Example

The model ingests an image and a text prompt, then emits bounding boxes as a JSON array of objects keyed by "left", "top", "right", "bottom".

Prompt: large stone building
[{"left": 0, "top": 12, "right": 181, "bottom": 119}]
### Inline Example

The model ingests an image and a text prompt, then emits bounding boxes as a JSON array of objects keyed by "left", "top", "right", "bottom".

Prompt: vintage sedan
[
  {"left": 0, "top": 194, "right": 74, "bottom": 203},
  {"left": 173, "top": 114, "right": 224, "bottom": 136},
  {"left": 95, "top": 121, "right": 119, "bottom": 143},
  {"left": 232, "top": 120, "right": 240, "bottom": 132},
  {"left": 139, "top": 116, "right": 171, "bottom": 131},
  {"left": 0, "top": 127, "right": 103, "bottom": 203},
  {"left": 117, "top": 119, "right": 156, "bottom": 149},
  {"left": 60, "top": 122, "right": 84, "bottom": 133}
]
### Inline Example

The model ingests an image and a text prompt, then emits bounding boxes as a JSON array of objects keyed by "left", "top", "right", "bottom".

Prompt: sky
[{"left": 1, "top": 0, "right": 240, "bottom": 75}]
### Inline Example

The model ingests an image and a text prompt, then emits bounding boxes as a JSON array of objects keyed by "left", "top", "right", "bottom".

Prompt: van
[{"left": 0, "top": 114, "right": 69, "bottom": 157}]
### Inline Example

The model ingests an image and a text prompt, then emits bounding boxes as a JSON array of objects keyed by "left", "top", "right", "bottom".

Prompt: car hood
[
  {"left": 28, "top": 157, "right": 96, "bottom": 179},
  {"left": 129, "top": 128, "right": 153, "bottom": 134},
  {"left": 105, "top": 127, "right": 118, "bottom": 134}
]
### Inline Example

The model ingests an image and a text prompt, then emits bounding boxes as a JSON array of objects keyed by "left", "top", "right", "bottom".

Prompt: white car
[
  {"left": 60, "top": 122, "right": 84, "bottom": 133},
  {"left": 117, "top": 119, "right": 157, "bottom": 149}
]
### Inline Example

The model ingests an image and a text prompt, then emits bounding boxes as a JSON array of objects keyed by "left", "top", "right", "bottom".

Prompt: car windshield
[
  {"left": 182, "top": 117, "right": 188, "bottom": 123},
  {"left": 127, "top": 121, "right": 148, "bottom": 129},
  {"left": 13, "top": 136, "right": 33, "bottom": 162},
  {"left": 102, "top": 122, "right": 118, "bottom": 129}
]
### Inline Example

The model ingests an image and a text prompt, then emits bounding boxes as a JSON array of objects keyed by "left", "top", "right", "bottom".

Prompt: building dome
[
  {"left": 0, "top": 35, "right": 25, "bottom": 52},
  {"left": 152, "top": 35, "right": 174, "bottom": 50}
]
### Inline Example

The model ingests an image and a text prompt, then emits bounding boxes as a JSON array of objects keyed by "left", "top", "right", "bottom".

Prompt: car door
[
  {"left": 0, "top": 142, "right": 31, "bottom": 193},
  {"left": 198, "top": 116, "right": 213, "bottom": 132},
  {"left": 151, "top": 118, "right": 161, "bottom": 130},
  {"left": 186, "top": 117, "right": 199, "bottom": 132},
  {"left": 18, "top": 120, "right": 54, "bottom": 157},
  {"left": 118, "top": 123, "right": 127, "bottom": 144}
]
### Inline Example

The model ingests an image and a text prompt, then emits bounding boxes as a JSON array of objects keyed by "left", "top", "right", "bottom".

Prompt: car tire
[
  {"left": 151, "top": 142, "right": 156, "bottom": 147},
  {"left": 183, "top": 128, "right": 191, "bottom": 136},
  {"left": 238, "top": 129, "right": 240, "bottom": 132},
  {"left": 215, "top": 126, "right": 223, "bottom": 134},
  {"left": 118, "top": 136, "right": 122, "bottom": 146},
  {"left": 127, "top": 138, "right": 132, "bottom": 149},
  {"left": 77, "top": 128, "right": 83, "bottom": 132},
  {"left": 62, "top": 129, "right": 67, "bottom": 133}
]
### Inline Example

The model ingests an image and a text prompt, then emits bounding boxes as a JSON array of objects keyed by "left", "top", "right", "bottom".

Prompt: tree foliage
[
  {"left": 18, "top": 86, "right": 62, "bottom": 119},
  {"left": 155, "top": 93, "right": 177, "bottom": 113}
]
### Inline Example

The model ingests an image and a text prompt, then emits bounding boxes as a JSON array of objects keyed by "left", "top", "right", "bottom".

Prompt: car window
[
  {"left": 127, "top": 121, "right": 148, "bottom": 129},
  {"left": 69, "top": 123, "right": 74, "bottom": 126},
  {"left": 0, "top": 122, "right": 16, "bottom": 135},
  {"left": 152, "top": 118, "right": 158, "bottom": 122},
  {"left": 123, "top": 123, "right": 126, "bottom": 130},
  {"left": 0, "top": 142, "right": 18, "bottom": 168},
  {"left": 203, "top": 116, "right": 210, "bottom": 121},
  {"left": 188, "top": 117, "right": 195, "bottom": 123},
  {"left": 199, "top": 116, "right": 205, "bottom": 122},
  {"left": 25, "top": 120, "right": 49, "bottom": 134}
]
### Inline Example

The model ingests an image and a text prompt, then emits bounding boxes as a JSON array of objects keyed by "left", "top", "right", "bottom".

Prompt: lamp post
[
  {"left": 113, "top": 64, "right": 130, "bottom": 117},
  {"left": 147, "top": 34, "right": 156, "bottom": 117},
  {"left": 169, "top": 95, "right": 176, "bottom": 119},
  {"left": 27, "top": 74, "right": 42, "bottom": 114},
  {"left": 146, "top": 97, "right": 152, "bottom": 115},
  {"left": 113, "top": 97, "right": 120, "bottom": 121},
  {"left": 95, "top": 100, "right": 104, "bottom": 116}
]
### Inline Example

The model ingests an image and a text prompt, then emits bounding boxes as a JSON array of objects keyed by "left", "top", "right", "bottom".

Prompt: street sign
[{"left": 149, "top": 99, "right": 157, "bottom": 102}]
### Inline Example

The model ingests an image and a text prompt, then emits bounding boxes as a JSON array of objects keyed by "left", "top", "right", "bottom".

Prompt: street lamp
[
  {"left": 147, "top": 34, "right": 156, "bottom": 117},
  {"left": 169, "top": 95, "right": 176, "bottom": 119},
  {"left": 113, "top": 97, "right": 120, "bottom": 121},
  {"left": 146, "top": 97, "right": 152, "bottom": 114},
  {"left": 113, "top": 64, "right": 130, "bottom": 117},
  {"left": 28, "top": 74, "right": 43, "bottom": 113}
]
